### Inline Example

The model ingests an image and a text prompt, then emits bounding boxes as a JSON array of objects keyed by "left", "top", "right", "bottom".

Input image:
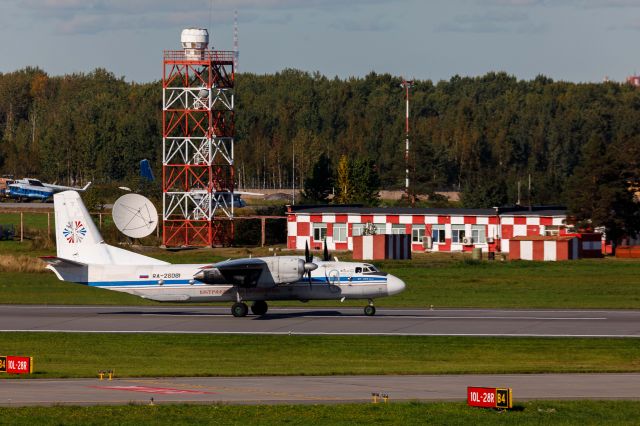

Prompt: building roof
[
  {"left": 287, "top": 205, "right": 567, "bottom": 217},
  {"left": 503, "top": 210, "right": 567, "bottom": 217},
  {"left": 510, "top": 235, "right": 576, "bottom": 241},
  {"left": 289, "top": 206, "right": 496, "bottom": 216}
]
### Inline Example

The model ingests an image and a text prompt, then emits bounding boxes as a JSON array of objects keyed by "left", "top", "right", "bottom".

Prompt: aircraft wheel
[
  {"left": 251, "top": 300, "right": 268, "bottom": 316},
  {"left": 231, "top": 302, "right": 248, "bottom": 317},
  {"left": 364, "top": 305, "right": 376, "bottom": 316}
]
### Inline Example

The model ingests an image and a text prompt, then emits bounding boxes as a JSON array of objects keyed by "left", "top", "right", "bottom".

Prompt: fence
[{"left": 0, "top": 211, "right": 286, "bottom": 247}]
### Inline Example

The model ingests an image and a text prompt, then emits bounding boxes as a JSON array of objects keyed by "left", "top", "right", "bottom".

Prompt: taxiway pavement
[{"left": 0, "top": 374, "right": 638, "bottom": 406}]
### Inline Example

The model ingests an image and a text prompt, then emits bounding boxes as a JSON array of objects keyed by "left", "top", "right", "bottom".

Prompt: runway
[
  {"left": 0, "top": 305, "right": 639, "bottom": 337},
  {"left": 0, "top": 374, "right": 638, "bottom": 406}
]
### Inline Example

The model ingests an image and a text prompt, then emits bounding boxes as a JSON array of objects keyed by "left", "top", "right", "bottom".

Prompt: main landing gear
[
  {"left": 231, "top": 301, "right": 269, "bottom": 317},
  {"left": 364, "top": 300, "right": 376, "bottom": 316},
  {"left": 251, "top": 300, "right": 268, "bottom": 316},
  {"left": 231, "top": 302, "right": 248, "bottom": 317}
]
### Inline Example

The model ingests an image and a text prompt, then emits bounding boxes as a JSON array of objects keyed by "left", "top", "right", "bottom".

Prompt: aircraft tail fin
[
  {"left": 53, "top": 191, "right": 168, "bottom": 266},
  {"left": 140, "top": 159, "right": 155, "bottom": 182}
]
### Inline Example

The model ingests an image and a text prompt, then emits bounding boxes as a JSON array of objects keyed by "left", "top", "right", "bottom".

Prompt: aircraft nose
[{"left": 387, "top": 275, "right": 406, "bottom": 296}]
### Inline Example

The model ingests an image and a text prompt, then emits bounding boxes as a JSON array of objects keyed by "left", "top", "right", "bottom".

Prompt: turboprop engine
[{"left": 193, "top": 256, "right": 317, "bottom": 287}]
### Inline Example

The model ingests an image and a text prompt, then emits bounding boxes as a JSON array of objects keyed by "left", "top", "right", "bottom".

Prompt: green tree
[
  {"left": 350, "top": 158, "right": 380, "bottom": 206},
  {"left": 301, "top": 153, "right": 333, "bottom": 204},
  {"left": 333, "top": 155, "right": 352, "bottom": 204},
  {"left": 333, "top": 155, "right": 380, "bottom": 206},
  {"left": 566, "top": 134, "right": 640, "bottom": 249}
]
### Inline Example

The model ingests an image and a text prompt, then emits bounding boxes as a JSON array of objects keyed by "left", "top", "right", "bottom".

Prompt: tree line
[{"left": 0, "top": 67, "right": 639, "bottom": 241}]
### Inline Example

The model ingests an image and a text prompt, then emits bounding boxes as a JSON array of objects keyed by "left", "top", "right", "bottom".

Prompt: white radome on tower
[{"left": 181, "top": 28, "right": 209, "bottom": 60}]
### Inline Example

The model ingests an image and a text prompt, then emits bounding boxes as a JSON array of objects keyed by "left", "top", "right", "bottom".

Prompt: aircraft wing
[{"left": 234, "top": 191, "right": 264, "bottom": 196}]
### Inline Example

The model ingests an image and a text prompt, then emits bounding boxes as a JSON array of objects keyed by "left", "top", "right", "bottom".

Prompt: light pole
[{"left": 400, "top": 78, "right": 414, "bottom": 205}]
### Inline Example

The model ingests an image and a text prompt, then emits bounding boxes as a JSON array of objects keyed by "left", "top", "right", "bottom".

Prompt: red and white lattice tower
[{"left": 162, "top": 28, "right": 235, "bottom": 247}]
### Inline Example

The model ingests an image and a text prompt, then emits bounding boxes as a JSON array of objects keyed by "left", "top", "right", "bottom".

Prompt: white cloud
[
  {"left": 439, "top": 9, "right": 547, "bottom": 34},
  {"left": 14, "top": 0, "right": 387, "bottom": 34}
]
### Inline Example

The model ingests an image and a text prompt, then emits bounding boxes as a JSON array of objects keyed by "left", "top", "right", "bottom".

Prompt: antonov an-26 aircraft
[{"left": 42, "top": 191, "right": 406, "bottom": 317}]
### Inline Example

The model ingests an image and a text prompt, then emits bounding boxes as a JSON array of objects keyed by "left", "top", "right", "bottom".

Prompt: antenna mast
[
  {"left": 400, "top": 78, "right": 414, "bottom": 205},
  {"left": 233, "top": 10, "right": 239, "bottom": 72}
]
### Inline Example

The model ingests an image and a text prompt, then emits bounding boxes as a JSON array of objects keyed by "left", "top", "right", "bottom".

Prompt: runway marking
[
  {"left": 0, "top": 329, "right": 637, "bottom": 337},
  {"left": 90, "top": 385, "right": 215, "bottom": 395}
]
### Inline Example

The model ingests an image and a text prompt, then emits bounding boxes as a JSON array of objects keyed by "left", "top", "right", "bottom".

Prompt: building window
[
  {"left": 544, "top": 225, "right": 560, "bottom": 236},
  {"left": 471, "top": 225, "right": 486, "bottom": 244},
  {"left": 333, "top": 223, "right": 347, "bottom": 242},
  {"left": 412, "top": 225, "right": 425, "bottom": 243},
  {"left": 391, "top": 224, "right": 406, "bottom": 235},
  {"left": 313, "top": 223, "right": 327, "bottom": 242},
  {"left": 451, "top": 225, "right": 465, "bottom": 244},
  {"left": 352, "top": 223, "right": 364, "bottom": 237},
  {"left": 432, "top": 224, "right": 445, "bottom": 243},
  {"left": 374, "top": 223, "right": 387, "bottom": 234}
]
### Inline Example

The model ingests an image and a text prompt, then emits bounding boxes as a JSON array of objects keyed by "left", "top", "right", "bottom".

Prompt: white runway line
[
  {"left": 137, "top": 313, "right": 608, "bottom": 320},
  {"left": 0, "top": 329, "right": 638, "bottom": 337}
]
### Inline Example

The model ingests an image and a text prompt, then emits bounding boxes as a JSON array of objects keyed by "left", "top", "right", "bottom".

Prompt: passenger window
[{"left": 355, "top": 267, "right": 362, "bottom": 273}]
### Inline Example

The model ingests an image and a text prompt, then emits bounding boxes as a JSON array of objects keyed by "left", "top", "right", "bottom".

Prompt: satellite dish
[{"left": 112, "top": 194, "right": 158, "bottom": 239}]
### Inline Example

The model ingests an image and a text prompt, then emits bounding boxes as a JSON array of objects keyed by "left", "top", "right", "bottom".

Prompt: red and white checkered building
[{"left": 286, "top": 206, "right": 568, "bottom": 253}]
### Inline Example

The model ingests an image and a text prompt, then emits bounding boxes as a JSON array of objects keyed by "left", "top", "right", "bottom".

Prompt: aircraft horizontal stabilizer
[
  {"left": 40, "top": 256, "right": 88, "bottom": 283},
  {"left": 40, "top": 256, "right": 87, "bottom": 267}
]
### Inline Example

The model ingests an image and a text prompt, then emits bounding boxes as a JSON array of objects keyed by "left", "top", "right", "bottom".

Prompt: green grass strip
[
  {"left": 0, "top": 334, "right": 638, "bottom": 379},
  {"left": 1, "top": 401, "right": 640, "bottom": 425}
]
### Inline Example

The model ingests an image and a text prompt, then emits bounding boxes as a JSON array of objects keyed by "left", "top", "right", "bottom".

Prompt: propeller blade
[
  {"left": 302, "top": 242, "right": 316, "bottom": 284},
  {"left": 305, "top": 241, "right": 311, "bottom": 263},
  {"left": 323, "top": 238, "right": 330, "bottom": 262}
]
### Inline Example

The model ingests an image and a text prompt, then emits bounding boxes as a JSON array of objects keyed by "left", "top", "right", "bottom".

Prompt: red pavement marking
[{"left": 90, "top": 385, "right": 216, "bottom": 395}]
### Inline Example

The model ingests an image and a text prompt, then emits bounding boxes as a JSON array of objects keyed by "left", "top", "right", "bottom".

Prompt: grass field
[
  {"left": 1, "top": 256, "right": 639, "bottom": 308},
  {"left": 0, "top": 333, "right": 638, "bottom": 378},
  {"left": 0, "top": 401, "right": 639, "bottom": 425}
]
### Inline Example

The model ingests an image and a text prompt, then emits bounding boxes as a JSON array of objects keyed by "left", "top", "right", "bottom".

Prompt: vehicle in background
[{"left": 5, "top": 178, "right": 91, "bottom": 202}]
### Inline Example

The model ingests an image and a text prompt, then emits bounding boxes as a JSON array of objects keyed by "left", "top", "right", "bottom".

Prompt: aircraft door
[{"left": 327, "top": 269, "right": 341, "bottom": 293}]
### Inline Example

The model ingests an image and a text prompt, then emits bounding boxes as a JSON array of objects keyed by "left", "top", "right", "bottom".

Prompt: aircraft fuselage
[{"left": 51, "top": 261, "right": 403, "bottom": 303}]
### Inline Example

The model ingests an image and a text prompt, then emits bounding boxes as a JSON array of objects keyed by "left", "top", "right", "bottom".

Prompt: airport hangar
[{"left": 286, "top": 205, "right": 602, "bottom": 258}]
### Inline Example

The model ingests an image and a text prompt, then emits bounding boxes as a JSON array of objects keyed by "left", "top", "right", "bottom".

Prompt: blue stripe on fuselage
[{"left": 85, "top": 275, "right": 387, "bottom": 288}]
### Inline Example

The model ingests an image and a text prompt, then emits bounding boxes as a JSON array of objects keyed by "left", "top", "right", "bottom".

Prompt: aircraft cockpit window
[{"left": 355, "top": 267, "right": 362, "bottom": 273}]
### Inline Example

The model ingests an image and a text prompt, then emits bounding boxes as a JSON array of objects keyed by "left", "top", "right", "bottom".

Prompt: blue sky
[{"left": 2, "top": 0, "right": 640, "bottom": 83}]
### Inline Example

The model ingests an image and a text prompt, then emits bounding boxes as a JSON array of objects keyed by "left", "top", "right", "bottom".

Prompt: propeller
[{"left": 303, "top": 241, "right": 317, "bottom": 283}]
